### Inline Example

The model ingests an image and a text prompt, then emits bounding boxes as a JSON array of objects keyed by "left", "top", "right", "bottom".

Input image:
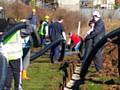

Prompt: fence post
[{"left": 77, "top": 21, "right": 81, "bottom": 36}]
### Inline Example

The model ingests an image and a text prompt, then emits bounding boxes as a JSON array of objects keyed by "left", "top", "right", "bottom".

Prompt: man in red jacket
[{"left": 68, "top": 32, "right": 82, "bottom": 51}]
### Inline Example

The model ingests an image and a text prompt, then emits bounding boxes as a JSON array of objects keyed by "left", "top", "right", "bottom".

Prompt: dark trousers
[
  {"left": 83, "top": 39, "right": 93, "bottom": 61},
  {"left": 0, "top": 53, "right": 7, "bottom": 90},
  {"left": 40, "top": 35, "right": 46, "bottom": 46},
  {"left": 50, "top": 42, "right": 60, "bottom": 63},
  {"left": 4, "top": 58, "right": 22, "bottom": 90},
  {"left": 93, "top": 39, "right": 103, "bottom": 71},
  {"left": 94, "top": 48, "right": 103, "bottom": 71},
  {"left": 83, "top": 38, "right": 103, "bottom": 71}
]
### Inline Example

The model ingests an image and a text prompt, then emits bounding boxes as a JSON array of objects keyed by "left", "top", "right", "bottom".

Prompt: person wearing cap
[
  {"left": 28, "top": 8, "right": 37, "bottom": 31},
  {"left": 83, "top": 11, "right": 105, "bottom": 72},
  {"left": 49, "top": 16, "right": 66, "bottom": 63},
  {"left": 38, "top": 15, "right": 50, "bottom": 47},
  {"left": 32, "top": 9, "right": 37, "bottom": 30}
]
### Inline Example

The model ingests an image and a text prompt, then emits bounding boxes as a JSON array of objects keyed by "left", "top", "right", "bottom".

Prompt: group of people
[
  {"left": 38, "top": 15, "right": 66, "bottom": 63},
  {"left": 0, "top": 8, "right": 36, "bottom": 90},
  {"left": 0, "top": 7, "right": 106, "bottom": 90},
  {"left": 69, "top": 11, "right": 105, "bottom": 72},
  {"left": 67, "top": 10, "right": 105, "bottom": 72},
  {"left": 0, "top": 8, "right": 67, "bottom": 90},
  {"left": 38, "top": 10, "right": 105, "bottom": 74}
]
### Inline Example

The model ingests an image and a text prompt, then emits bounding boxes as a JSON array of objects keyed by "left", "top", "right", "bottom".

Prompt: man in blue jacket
[{"left": 85, "top": 11, "right": 105, "bottom": 71}]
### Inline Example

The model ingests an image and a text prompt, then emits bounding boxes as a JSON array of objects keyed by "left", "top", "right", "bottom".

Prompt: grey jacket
[{"left": 20, "top": 20, "right": 33, "bottom": 38}]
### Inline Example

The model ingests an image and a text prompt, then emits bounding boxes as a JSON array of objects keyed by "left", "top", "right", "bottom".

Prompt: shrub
[{"left": 5, "top": 3, "right": 87, "bottom": 35}]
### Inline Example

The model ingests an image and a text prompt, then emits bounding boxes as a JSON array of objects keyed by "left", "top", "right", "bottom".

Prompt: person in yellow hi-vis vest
[
  {"left": 38, "top": 16, "right": 50, "bottom": 47},
  {"left": 3, "top": 30, "right": 23, "bottom": 90}
]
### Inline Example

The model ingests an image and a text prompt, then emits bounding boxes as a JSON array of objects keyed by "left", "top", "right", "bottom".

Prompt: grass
[
  {"left": 22, "top": 52, "right": 80, "bottom": 90},
  {"left": 79, "top": 63, "right": 120, "bottom": 90},
  {"left": 84, "top": 76, "right": 120, "bottom": 90},
  {"left": 22, "top": 58, "right": 64, "bottom": 90},
  {"left": 21, "top": 53, "right": 120, "bottom": 90},
  {"left": 86, "top": 82, "right": 103, "bottom": 90}
]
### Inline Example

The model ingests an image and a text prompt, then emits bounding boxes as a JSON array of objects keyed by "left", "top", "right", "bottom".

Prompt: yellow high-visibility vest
[
  {"left": 39, "top": 21, "right": 48, "bottom": 36},
  {"left": 2, "top": 30, "right": 23, "bottom": 61}
]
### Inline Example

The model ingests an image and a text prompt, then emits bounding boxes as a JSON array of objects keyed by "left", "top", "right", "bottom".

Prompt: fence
[{"left": 80, "top": 8, "right": 120, "bottom": 19}]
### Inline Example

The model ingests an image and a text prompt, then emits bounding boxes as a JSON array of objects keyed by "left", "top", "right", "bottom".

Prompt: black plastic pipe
[
  {"left": 30, "top": 38, "right": 66, "bottom": 61},
  {"left": 80, "top": 27, "right": 120, "bottom": 78},
  {"left": 3, "top": 22, "right": 26, "bottom": 39}
]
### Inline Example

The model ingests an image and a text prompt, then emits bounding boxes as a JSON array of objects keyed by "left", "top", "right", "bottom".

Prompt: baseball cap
[
  {"left": 93, "top": 11, "right": 101, "bottom": 18},
  {"left": 45, "top": 16, "right": 50, "bottom": 19},
  {"left": 32, "top": 8, "right": 36, "bottom": 12},
  {"left": 58, "top": 16, "right": 63, "bottom": 21}
]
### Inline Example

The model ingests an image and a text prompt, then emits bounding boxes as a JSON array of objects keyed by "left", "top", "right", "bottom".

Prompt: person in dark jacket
[
  {"left": 83, "top": 20, "right": 95, "bottom": 62},
  {"left": 84, "top": 11, "right": 105, "bottom": 71},
  {"left": 49, "top": 17, "right": 66, "bottom": 63}
]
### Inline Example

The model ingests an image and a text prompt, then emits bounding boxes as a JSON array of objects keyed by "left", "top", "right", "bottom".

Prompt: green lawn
[
  {"left": 22, "top": 55, "right": 120, "bottom": 90},
  {"left": 23, "top": 58, "right": 64, "bottom": 90}
]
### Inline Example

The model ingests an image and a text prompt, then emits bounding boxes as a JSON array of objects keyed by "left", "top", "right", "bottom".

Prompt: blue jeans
[{"left": 75, "top": 41, "right": 81, "bottom": 51}]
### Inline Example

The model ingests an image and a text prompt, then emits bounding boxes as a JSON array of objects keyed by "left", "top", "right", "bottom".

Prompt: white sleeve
[
  {"left": 86, "top": 26, "right": 94, "bottom": 35},
  {"left": 62, "top": 32, "right": 66, "bottom": 40},
  {"left": 45, "top": 25, "right": 49, "bottom": 37},
  {"left": 67, "top": 38, "right": 71, "bottom": 45},
  {"left": 84, "top": 28, "right": 93, "bottom": 38}
]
